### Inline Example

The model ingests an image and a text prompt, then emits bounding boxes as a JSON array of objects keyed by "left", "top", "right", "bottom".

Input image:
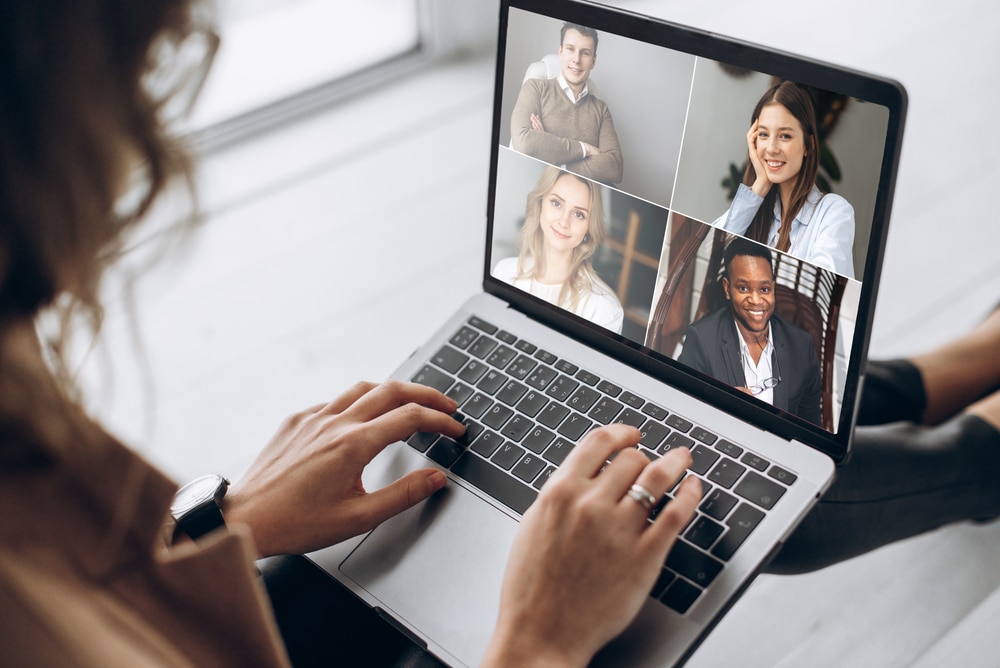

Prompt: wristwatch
[{"left": 171, "top": 474, "right": 230, "bottom": 541}]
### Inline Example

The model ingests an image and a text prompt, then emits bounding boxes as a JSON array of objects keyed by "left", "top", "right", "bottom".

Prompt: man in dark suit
[{"left": 677, "top": 237, "right": 822, "bottom": 424}]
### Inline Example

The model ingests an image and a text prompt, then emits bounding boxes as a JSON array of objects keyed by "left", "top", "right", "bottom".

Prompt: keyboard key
[
  {"left": 567, "top": 386, "right": 601, "bottom": 413},
  {"left": 712, "top": 503, "right": 765, "bottom": 561},
  {"left": 514, "top": 339, "right": 537, "bottom": 354},
  {"left": 734, "top": 471, "right": 785, "bottom": 510},
  {"left": 532, "top": 465, "right": 556, "bottom": 490},
  {"left": 491, "top": 442, "right": 525, "bottom": 470},
  {"left": 512, "top": 454, "right": 547, "bottom": 483},
  {"left": 427, "top": 436, "right": 465, "bottom": 467},
  {"left": 534, "top": 349, "right": 558, "bottom": 365},
  {"left": 612, "top": 408, "right": 646, "bottom": 428},
  {"left": 500, "top": 415, "right": 533, "bottom": 442},
  {"left": 411, "top": 365, "right": 452, "bottom": 393},
  {"left": 666, "top": 540, "right": 723, "bottom": 588},
  {"left": 477, "top": 370, "right": 507, "bottom": 395},
  {"left": 588, "top": 397, "right": 624, "bottom": 424},
  {"left": 685, "top": 516, "right": 725, "bottom": 550},
  {"left": 690, "top": 426, "right": 718, "bottom": 445},
  {"left": 575, "top": 369, "right": 600, "bottom": 386},
  {"left": 660, "top": 431, "right": 694, "bottom": 453},
  {"left": 543, "top": 438, "right": 575, "bottom": 465},
  {"left": 431, "top": 345, "right": 469, "bottom": 374},
  {"left": 596, "top": 380, "right": 622, "bottom": 397},
  {"left": 660, "top": 577, "right": 702, "bottom": 614},
  {"left": 555, "top": 359, "right": 579, "bottom": 375},
  {"left": 506, "top": 354, "right": 537, "bottom": 380},
  {"left": 470, "top": 430, "right": 505, "bottom": 458},
  {"left": 689, "top": 445, "right": 720, "bottom": 475},
  {"left": 407, "top": 431, "right": 438, "bottom": 453},
  {"left": 451, "top": 453, "right": 537, "bottom": 515},
  {"left": 700, "top": 489, "right": 738, "bottom": 521},
  {"left": 650, "top": 568, "right": 675, "bottom": 598},
  {"left": 496, "top": 380, "right": 528, "bottom": 406},
  {"left": 620, "top": 391, "right": 645, "bottom": 409},
  {"left": 449, "top": 326, "right": 479, "bottom": 350},
  {"left": 458, "top": 359, "right": 489, "bottom": 384},
  {"left": 496, "top": 330, "right": 518, "bottom": 345},
  {"left": 665, "top": 414, "right": 693, "bottom": 432},
  {"left": 525, "top": 365, "right": 557, "bottom": 391},
  {"left": 545, "top": 375, "right": 579, "bottom": 401},
  {"left": 708, "top": 459, "right": 747, "bottom": 489},
  {"left": 557, "top": 413, "right": 593, "bottom": 441},
  {"left": 462, "top": 393, "right": 492, "bottom": 419},
  {"left": 482, "top": 404, "right": 514, "bottom": 430},
  {"left": 641, "top": 402, "right": 668, "bottom": 420},
  {"left": 639, "top": 421, "right": 670, "bottom": 450},
  {"left": 468, "top": 317, "right": 497, "bottom": 334},
  {"left": 445, "top": 382, "right": 474, "bottom": 406},
  {"left": 537, "top": 403, "right": 570, "bottom": 429},
  {"left": 715, "top": 439, "right": 744, "bottom": 459},
  {"left": 767, "top": 466, "right": 798, "bottom": 486},
  {"left": 515, "top": 390, "right": 548, "bottom": 418},
  {"left": 468, "top": 335, "right": 497, "bottom": 359},
  {"left": 486, "top": 345, "right": 517, "bottom": 369},
  {"left": 740, "top": 453, "right": 770, "bottom": 471},
  {"left": 522, "top": 426, "right": 556, "bottom": 454}
]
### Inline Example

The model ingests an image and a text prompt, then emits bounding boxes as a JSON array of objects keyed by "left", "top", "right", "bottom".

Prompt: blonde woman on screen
[{"left": 493, "top": 166, "right": 624, "bottom": 333}]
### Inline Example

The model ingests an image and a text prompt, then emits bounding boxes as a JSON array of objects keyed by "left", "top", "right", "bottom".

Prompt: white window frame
[{"left": 185, "top": 0, "right": 499, "bottom": 151}]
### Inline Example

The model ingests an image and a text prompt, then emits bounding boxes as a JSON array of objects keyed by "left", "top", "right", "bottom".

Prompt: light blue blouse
[{"left": 713, "top": 183, "right": 856, "bottom": 279}]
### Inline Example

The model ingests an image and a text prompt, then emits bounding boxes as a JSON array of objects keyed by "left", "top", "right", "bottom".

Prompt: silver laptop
[{"left": 308, "top": 0, "right": 907, "bottom": 665}]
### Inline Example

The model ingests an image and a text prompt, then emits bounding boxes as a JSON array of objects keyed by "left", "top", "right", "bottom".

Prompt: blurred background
[{"left": 79, "top": 1, "right": 1000, "bottom": 665}]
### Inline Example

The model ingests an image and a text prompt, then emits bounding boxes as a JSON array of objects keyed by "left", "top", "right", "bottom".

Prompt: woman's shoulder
[
  {"left": 492, "top": 257, "right": 520, "bottom": 280},
  {"left": 812, "top": 186, "right": 854, "bottom": 215}
]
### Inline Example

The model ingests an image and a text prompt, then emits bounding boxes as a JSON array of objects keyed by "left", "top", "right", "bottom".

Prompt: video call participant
[
  {"left": 510, "top": 22, "right": 624, "bottom": 185},
  {"left": 677, "top": 237, "right": 822, "bottom": 424},
  {"left": 493, "top": 166, "right": 624, "bottom": 333},
  {"left": 713, "top": 80, "right": 856, "bottom": 278}
]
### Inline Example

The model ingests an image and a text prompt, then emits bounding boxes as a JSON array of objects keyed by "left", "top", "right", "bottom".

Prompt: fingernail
[{"left": 427, "top": 470, "right": 448, "bottom": 491}]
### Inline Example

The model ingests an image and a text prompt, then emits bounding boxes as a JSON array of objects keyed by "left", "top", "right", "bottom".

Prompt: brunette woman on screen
[
  {"left": 714, "top": 81, "right": 856, "bottom": 278},
  {"left": 493, "top": 166, "right": 624, "bottom": 333}
]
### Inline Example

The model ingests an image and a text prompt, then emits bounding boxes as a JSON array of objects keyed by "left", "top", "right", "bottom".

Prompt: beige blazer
[{"left": 0, "top": 413, "right": 289, "bottom": 666}]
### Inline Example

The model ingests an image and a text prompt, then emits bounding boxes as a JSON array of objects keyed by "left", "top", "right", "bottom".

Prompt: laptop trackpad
[{"left": 340, "top": 482, "right": 519, "bottom": 667}]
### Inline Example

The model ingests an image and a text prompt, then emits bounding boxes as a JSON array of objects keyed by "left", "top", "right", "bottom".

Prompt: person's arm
[
  {"left": 712, "top": 183, "right": 765, "bottom": 234},
  {"left": 224, "top": 380, "right": 464, "bottom": 558},
  {"left": 571, "top": 102, "right": 623, "bottom": 184},
  {"left": 510, "top": 79, "right": 586, "bottom": 166},
  {"left": 482, "top": 425, "right": 701, "bottom": 667},
  {"left": 798, "top": 194, "right": 856, "bottom": 279}
]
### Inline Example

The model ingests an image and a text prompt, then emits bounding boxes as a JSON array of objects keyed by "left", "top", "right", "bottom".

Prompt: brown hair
[
  {"left": 742, "top": 80, "right": 820, "bottom": 252},
  {"left": 0, "top": 0, "right": 201, "bottom": 456}
]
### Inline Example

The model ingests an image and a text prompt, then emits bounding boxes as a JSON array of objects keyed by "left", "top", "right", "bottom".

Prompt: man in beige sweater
[{"left": 511, "top": 22, "right": 624, "bottom": 184}]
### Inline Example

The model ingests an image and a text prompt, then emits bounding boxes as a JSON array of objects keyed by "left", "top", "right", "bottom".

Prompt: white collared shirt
[{"left": 737, "top": 324, "right": 776, "bottom": 405}]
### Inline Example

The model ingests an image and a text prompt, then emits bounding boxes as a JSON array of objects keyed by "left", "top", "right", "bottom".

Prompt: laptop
[{"left": 308, "top": 0, "right": 906, "bottom": 665}]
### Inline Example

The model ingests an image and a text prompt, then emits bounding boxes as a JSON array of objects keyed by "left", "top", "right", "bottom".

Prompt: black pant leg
[{"left": 768, "top": 360, "right": 1000, "bottom": 574}]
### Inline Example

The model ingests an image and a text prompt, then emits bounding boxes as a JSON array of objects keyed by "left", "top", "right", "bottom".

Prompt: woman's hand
[
  {"left": 746, "top": 119, "right": 773, "bottom": 197},
  {"left": 483, "top": 425, "right": 701, "bottom": 668},
  {"left": 224, "top": 380, "right": 464, "bottom": 558}
]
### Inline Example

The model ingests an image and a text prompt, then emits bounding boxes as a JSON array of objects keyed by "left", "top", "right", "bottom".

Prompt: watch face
[{"left": 171, "top": 475, "right": 226, "bottom": 514}]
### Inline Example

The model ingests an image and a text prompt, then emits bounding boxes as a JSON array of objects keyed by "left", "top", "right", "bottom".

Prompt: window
[{"left": 181, "top": 0, "right": 498, "bottom": 147}]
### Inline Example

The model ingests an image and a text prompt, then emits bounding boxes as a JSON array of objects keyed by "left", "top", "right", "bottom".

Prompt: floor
[{"left": 85, "top": 0, "right": 1000, "bottom": 665}]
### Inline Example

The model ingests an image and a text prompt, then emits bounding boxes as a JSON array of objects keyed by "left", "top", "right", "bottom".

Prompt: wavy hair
[
  {"left": 0, "top": 0, "right": 202, "bottom": 457},
  {"left": 742, "top": 80, "right": 820, "bottom": 252},
  {"left": 514, "top": 167, "right": 606, "bottom": 313}
]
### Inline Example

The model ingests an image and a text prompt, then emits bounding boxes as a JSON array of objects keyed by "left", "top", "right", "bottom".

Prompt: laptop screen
[{"left": 484, "top": 0, "right": 906, "bottom": 460}]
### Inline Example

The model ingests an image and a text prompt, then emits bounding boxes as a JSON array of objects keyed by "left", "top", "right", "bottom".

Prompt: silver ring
[{"left": 626, "top": 484, "right": 657, "bottom": 513}]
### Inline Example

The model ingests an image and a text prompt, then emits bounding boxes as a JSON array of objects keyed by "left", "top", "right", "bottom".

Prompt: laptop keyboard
[{"left": 407, "top": 315, "right": 798, "bottom": 615}]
